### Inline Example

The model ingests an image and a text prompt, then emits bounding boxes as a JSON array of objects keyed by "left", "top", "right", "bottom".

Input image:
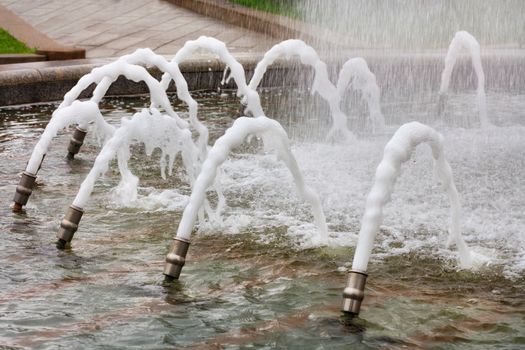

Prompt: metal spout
[
  {"left": 163, "top": 238, "right": 190, "bottom": 279},
  {"left": 67, "top": 127, "right": 87, "bottom": 159},
  {"left": 12, "top": 171, "right": 37, "bottom": 211},
  {"left": 56, "top": 205, "right": 84, "bottom": 247},
  {"left": 342, "top": 270, "right": 368, "bottom": 315}
]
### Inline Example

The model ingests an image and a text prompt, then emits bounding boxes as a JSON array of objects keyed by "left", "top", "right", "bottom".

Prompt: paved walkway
[{"left": 0, "top": 0, "right": 277, "bottom": 58}]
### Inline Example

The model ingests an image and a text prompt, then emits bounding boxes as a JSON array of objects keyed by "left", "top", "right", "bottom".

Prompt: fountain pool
[{"left": 1, "top": 86, "right": 524, "bottom": 348}]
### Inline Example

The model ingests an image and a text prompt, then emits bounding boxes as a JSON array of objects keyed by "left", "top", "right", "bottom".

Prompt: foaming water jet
[
  {"left": 57, "top": 108, "right": 197, "bottom": 246},
  {"left": 342, "top": 122, "right": 472, "bottom": 315},
  {"left": 164, "top": 116, "right": 328, "bottom": 279},
  {"left": 438, "top": 31, "right": 489, "bottom": 128},
  {"left": 337, "top": 57, "right": 384, "bottom": 133},
  {"left": 249, "top": 39, "right": 354, "bottom": 141},
  {"left": 12, "top": 47, "right": 204, "bottom": 211}
]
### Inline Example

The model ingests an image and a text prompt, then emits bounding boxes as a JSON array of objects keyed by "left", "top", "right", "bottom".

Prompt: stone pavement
[{"left": 0, "top": 0, "right": 277, "bottom": 58}]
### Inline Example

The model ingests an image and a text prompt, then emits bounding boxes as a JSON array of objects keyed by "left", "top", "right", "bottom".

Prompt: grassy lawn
[
  {"left": 0, "top": 28, "right": 35, "bottom": 54},
  {"left": 229, "top": 0, "right": 299, "bottom": 18}
]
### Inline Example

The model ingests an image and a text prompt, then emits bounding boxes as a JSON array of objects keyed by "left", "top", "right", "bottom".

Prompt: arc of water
[
  {"left": 120, "top": 48, "right": 206, "bottom": 157},
  {"left": 15, "top": 48, "right": 208, "bottom": 210},
  {"left": 25, "top": 100, "right": 107, "bottom": 175},
  {"left": 73, "top": 109, "right": 195, "bottom": 209},
  {"left": 342, "top": 121, "right": 472, "bottom": 315},
  {"left": 439, "top": 31, "right": 489, "bottom": 128},
  {"left": 160, "top": 36, "right": 265, "bottom": 119},
  {"left": 248, "top": 39, "right": 354, "bottom": 141},
  {"left": 56, "top": 108, "right": 196, "bottom": 246},
  {"left": 159, "top": 36, "right": 271, "bottom": 222},
  {"left": 26, "top": 59, "right": 191, "bottom": 176},
  {"left": 163, "top": 116, "right": 328, "bottom": 279},
  {"left": 337, "top": 57, "right": 385, "bottom": 133}
]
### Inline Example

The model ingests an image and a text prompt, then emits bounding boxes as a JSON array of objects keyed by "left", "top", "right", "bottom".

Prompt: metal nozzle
[
  {"left": 163, "top": 238, "right": 190, "bottom": 279},
  {"left": 56, "top": 205, "right": 84, "bottom": 247},
  {"left": 67, "top": 127, "right": 87, "bottom": 159},
  {"left": 13, "top": 171, "right": 37, "bottom": 211},
  {"left": 342, "top": 270, "right": 368, "bottom": 315}
]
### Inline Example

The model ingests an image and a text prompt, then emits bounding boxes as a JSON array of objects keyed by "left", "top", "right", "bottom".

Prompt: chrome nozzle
[
  {"left": 12, "top": 171, "right": 37, "bottom": 211},
  {"left": 342, "top": 270, "right": 368, "bottom": 315},
  {"left": 163, "top": 238, "right": 190, "bottom": 279},
  {"left": 67, "top": 127, "right": 87, "bottom": 159},
  {"left": 56, "top": 205, "right": 84, "bottom": 246}
]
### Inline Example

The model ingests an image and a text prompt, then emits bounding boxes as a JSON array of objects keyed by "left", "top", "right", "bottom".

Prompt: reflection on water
[{"left": 0, "top": 90, "right": 524, "bottom": 349}]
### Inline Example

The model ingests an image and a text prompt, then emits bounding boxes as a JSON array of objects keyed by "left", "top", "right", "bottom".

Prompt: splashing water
[
  {"left": 174, "top": 116, "right": 328, "bottom": 244},
  {"left": 25, "top": 49, "right": 198, "bottom": 176},
  {"left": 438, "top": 31, "right": 489, "bottom": 128},
  {"left": 351, "top": 122, "right": 473, "bottom": 272},
  {"left": 15, "top": 35, "right": 508, "bottom": 276},
  {"left": 72, "top": 108, "right": 196, "bottom": 209}
]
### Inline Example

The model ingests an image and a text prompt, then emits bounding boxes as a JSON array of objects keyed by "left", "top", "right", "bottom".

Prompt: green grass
[
  {"left": 0, "top": 28, "right": 35, "bottom": 54},
  {"left": 229, "top": 0, "right": 300, "bottom": 18}
]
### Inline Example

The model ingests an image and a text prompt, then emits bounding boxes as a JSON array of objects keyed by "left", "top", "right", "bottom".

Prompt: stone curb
[
  {"left": 0, "top": 5, "right": 85, "bottom": 62},
  {"left": 1, "top": 50, "right": 524, "bottom": 107},
  {"left": 0, "top": 53, "right": 294, "bottom": 106},
  {"left": 0, "top": 54, "right": 47, "bottom": 65}
]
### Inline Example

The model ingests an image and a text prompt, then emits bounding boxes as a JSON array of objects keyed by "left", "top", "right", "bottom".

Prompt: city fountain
[
  {"left": 2, "top": 25, "right": 521, "bottom": 344},
  {"left": 8, "top": 34, "right": 484, "bottom": 321}
]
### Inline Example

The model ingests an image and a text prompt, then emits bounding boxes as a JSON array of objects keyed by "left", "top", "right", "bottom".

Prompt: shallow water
[{"left": 0, "top": 89, "right": 524, "bottom": 349}]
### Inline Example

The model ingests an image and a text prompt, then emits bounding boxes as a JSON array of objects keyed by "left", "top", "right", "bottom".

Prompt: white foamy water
[{"left": 177, "top": 121, "right": 524, "bottom": 278}]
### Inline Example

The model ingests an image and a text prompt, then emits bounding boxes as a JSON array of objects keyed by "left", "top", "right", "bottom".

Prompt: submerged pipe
[
  {"left": 56, "top": 205, "right": 84, "bottom": 248},
  {"left": 163, "top": 238, "right": 191, "bottom": 279},
  {"left": 67, "top": 127, "right": 88, "bottom": 159},
  {"left": 12, "top": 171, "right": 37, "bottom": 212},
  {"left": 342, "top": 270, "right": 368, "bottom": 315}
]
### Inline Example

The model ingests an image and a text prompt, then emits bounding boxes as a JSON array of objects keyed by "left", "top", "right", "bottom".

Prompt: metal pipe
[
  {"left": 56, "top": 205, "right": 84, "bottom": 248},
  {"left": 67, "top": 127, "right": 87, "bottom": 159},
  {"left": 163, "top": 238, "right": 190, "bottom": 279},
  {"left": 342, "top": 270, "right": 368, "bottom": 315},
  {"left": 12, "top": 171, "right": 37, "bottom": 212}
]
